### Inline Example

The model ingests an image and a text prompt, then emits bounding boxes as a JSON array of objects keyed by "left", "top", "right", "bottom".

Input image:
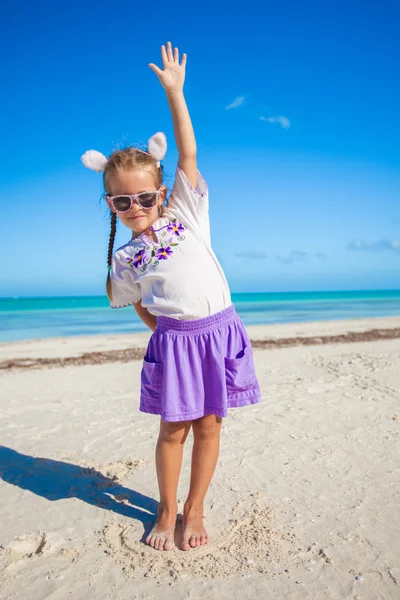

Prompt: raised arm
[{"left": 149, "top": 41, "right": 197, "bottom": 189}]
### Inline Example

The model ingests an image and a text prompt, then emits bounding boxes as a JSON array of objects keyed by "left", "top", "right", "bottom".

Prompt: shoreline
[{"left": 1, "top": 315, "right": 400, "bottom": 371}]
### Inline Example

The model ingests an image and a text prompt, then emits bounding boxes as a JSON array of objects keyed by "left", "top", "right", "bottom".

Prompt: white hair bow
[{"left": 81, "top": 132, "right": 167, "bottom": 172}]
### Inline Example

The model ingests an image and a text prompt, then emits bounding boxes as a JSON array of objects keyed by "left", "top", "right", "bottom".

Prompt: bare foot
[
  {"left": 145, "top": 503, "right": 177, "bottom": 551},
  {"left": 181, "top": 503, "right": 209, "bottom": 551}
]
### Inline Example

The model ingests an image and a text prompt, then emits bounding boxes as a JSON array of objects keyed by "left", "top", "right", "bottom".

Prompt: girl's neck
[{"left": 131, "top": 219, "right": 161, "bottom": 242}]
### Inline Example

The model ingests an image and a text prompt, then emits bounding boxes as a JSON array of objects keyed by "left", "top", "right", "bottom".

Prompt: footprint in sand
[
  {"left": 98, "top": 496, "right": 301, "bottom": 580},
  {"left": 3, "top": 531, "right": 66, "bottom": 558},
  {"left": 0, "top": 530, "right": 82, "bottom": 573}
]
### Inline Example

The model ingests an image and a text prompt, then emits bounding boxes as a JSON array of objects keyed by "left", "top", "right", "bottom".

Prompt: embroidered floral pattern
[
  {"left": 126, "top": 219, "right": 186, "bottom": 272},
  {"left": 133, "top": 249, "right": 146, "bottom": 267},
  {"left": 156, "top": 246, "right": 173, "bottom": 260},
  {"left": 167, "top": 221, "right": 185, "bottom": 236}
]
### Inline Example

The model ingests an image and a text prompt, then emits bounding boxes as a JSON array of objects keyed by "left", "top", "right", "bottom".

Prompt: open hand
[{"left": 149, "top": 41, "right": 186, "bottom": 93}]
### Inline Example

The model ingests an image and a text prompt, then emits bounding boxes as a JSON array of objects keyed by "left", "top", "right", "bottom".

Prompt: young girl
[{"left": 82, "top": 42, "right": 260, "bottom": 552}]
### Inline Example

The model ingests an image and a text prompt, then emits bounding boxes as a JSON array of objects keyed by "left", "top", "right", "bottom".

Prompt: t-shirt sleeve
[
  {"left": 164, "top": 167, "right": 211, "bottom": 244},
  {"left": 110, "top": 250, "right": 142, "bottom": 308}
]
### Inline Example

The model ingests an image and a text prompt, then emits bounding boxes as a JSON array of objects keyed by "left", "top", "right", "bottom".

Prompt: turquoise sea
[{"left": 1, "top": 290, "right": 400, "bottom": 342}]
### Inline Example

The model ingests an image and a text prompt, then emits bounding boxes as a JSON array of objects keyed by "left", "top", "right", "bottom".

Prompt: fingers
[
  {"left": 161, "top": 44, "right": 168, "bottom": 68},
  {"left": 160, "top": 42, "right": 186, "bottom": 66},
  {"left": 148, "top": 63, "right": 163, "bottom": 78},
  {"left": 166, "top": 41, "right": 174, "bottom": 61}
]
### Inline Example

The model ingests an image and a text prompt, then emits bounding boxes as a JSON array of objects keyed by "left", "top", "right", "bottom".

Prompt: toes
[
  {"left": 182, "top": 528, "right": 191, "bottom": 551},
  {"left": 181, "top": 540, "right": 190, "bottom": 551},
  {"left": 182, "top": 532, "right": 191, "bottom": 550},
  {"left": 146, "top": 532, "right": 175, "bottom": 551},
  {"left": 182, "top": 527, "right": 208, "bottom": 550},
  {"left": 164, "top": 538, "right": 174, "bottom": 551},
  {"left": 159, "top": 536, "right": 170, "bottom": 551}
]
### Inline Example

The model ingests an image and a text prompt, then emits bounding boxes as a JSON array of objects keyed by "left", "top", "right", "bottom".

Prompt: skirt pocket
[
  {"left": 224, "top": 346, "right": 257, "bottom": 394},
  {"left": 141, "top": 357, "right": 162, "bottom": 403}
]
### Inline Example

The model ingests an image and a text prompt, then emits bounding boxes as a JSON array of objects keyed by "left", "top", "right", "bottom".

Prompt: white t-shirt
[{"left": 110, "top": 167, "right": 232, "bottom": 319}]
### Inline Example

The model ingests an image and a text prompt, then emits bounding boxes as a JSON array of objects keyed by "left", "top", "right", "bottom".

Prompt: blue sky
[{"left": 1, "top": 0, "right": 399, "bottom": 296}]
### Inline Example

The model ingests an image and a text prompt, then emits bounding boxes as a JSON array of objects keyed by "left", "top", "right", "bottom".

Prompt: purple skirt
[{"left": 139, "top": 305, "right": 261, "bottom": 422}]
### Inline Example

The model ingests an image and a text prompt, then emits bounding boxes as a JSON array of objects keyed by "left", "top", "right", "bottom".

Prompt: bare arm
[
  {"left": 133, "top": 300, "right": 157, "bottom": 332},
  {"left": 149, "top": 41, "right": 197, "bottom": 189}
]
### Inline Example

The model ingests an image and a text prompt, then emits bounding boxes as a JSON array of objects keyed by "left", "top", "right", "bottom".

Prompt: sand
[{"left": 0, "top": 316, "right": 399, "bottom": 599}]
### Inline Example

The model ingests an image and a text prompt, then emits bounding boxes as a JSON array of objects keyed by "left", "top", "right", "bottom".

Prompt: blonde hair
[{"left": 104, "top": 147, "right": 165, "bottom": 301}]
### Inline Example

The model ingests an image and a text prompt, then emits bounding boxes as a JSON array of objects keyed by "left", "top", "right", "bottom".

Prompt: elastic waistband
[{"left": 156, "top": 304, "right": 237, "bottom": 334}]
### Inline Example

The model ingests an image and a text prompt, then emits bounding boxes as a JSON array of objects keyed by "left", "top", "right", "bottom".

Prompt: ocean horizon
[{"left": 1, "top": 289, "right": 400, "bottom": 342}]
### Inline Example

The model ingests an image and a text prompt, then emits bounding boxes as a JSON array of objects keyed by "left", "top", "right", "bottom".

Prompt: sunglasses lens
[
  {"left": 113, "top": 196, "right": 131, "bottom": 212},
  {"left": 138, "top": 193, "right": 157, "bottom": 209}
]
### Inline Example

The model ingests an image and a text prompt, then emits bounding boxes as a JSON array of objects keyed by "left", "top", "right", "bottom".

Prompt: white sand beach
[{"left": 1, "top": 316, "right": 399, "bottom": 599}]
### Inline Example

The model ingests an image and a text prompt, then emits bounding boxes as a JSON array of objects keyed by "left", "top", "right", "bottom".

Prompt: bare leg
[
  {"left": 146, "top": 419, "right": 191, "bottom": 551},
  {"left": 181, "top": 414, "right": 222, "bottom": 550}
]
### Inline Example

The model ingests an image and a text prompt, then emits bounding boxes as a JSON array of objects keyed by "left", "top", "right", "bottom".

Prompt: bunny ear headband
[{"left": 80, "top": 132, "right": 167, "bottom": 173}]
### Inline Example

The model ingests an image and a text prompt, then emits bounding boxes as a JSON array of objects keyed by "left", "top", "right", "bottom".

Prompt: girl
[{"left": 81, "top": 42, "right": 260, "bottom": 552}]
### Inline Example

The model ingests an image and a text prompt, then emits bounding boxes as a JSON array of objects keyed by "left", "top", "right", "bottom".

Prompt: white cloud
[
  {"left": 225, "top": 96, "right": 245, "bottom": 110},
  {"left": 277, "top": 250, "right": 308, "bottom": 264},
  {"left": 225, "top": 97, "right": 290, "bottom": 130},
  {"left": 236, "top": 251, "right": 267, "bottom": 260},
  {"left": 348, "top": 238, "right": 400, "bottom": 254},
  {"left": 277, "top": 250, "right": 327, "bottom": 264},
  {"left": 260, "top": 115, "right": 291, "bottom": 129}
]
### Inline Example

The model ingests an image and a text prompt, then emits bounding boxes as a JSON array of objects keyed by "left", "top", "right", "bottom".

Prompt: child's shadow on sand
[{"left": 0, "top": 445, "right": 160, "bottom": 540}]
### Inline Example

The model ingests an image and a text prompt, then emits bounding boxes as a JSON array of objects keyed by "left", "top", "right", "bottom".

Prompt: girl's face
[{"left": 107, "top": 168, "right": 166, "bottom": 236}]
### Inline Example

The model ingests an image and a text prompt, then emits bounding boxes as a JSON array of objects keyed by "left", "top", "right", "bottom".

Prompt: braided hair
[{"left": 106, "top": 211, "right": 117, "bottom": 301}]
